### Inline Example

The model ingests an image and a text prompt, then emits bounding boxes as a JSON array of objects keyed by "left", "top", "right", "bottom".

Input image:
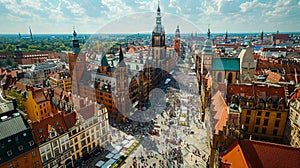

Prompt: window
[
  {"left": 254, "top": 127, "right": 259, "bottom": 133},
  {"left": 263, "top": 119, "right": 269, "bottom": 126},
  {"left": 247, "top": 110, "right": 251, "bottom": 115},
  {"left": 245, "top": 117, "right": 250, "bottom": 124},
  {"left": 275, "top": 120, "right": 280, "bottom": 127},
  {"left": 262, "top": 128, "right": 266, "bottom": 134},
  {"left": 265, "top": 112, "right": 270, "bottom": 117},
  {"left": 81, "top": 140, "right": 86, "bottom": 147},
  {"left": 257, "top": 111, "right": 262, "bottom": 116},
  {"left": 256, "top": 118, "right": 261, "bottom": 125},
  {"left": 54, "top": 148, "right": 59, "bottom": 157},
  {"left": 276, "top": 113, "right": 281, "bottom": 118},
  {"left": 273, "top": 129, "right": 278, "bottom": 136}
]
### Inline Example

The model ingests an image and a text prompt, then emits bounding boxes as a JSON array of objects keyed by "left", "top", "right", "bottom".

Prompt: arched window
[{"left": 228, "top": 72, "right": 233, "bottom": 84}]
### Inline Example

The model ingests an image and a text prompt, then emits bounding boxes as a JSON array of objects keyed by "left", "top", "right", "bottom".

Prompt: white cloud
[
  {"left": 20, "top": 0, "right": 42, "bottom": 11},
  {"left": 63, "top": 0, "right": 85, "bottom": 16}
]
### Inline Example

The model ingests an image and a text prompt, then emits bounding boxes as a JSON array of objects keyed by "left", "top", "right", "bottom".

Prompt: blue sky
[{"left": 0, "top": 0, "right": 299, "bottom": 34}]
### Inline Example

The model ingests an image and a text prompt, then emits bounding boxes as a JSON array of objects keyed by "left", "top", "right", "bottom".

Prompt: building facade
[
  {"left": 0, "top": 100, "right": 42, "bottom": 168},
  {"left": 49, "top": 70, "right": 72, "bottom": 92},
  {"left": 68, "top": 100, "right": 110, "bottom": 166},
  {"left": 285, "top": 89, "right": 300, "bottom": 147}
]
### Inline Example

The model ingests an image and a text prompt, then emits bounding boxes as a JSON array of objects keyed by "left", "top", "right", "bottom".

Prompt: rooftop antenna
[
  {"left": 225, "top": 30, "right": 228, "bottom": 43},
  {"left": 208, "top": 24, "right": 211, "bottom": 39}
]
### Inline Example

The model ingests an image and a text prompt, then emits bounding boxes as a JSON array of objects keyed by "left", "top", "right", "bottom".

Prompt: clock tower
[
  {"left": 151, "top": 1, "right": 166, "bottom": 68},
  {"left": 174, "top": 25, "right": 181, "bottom": 56}
]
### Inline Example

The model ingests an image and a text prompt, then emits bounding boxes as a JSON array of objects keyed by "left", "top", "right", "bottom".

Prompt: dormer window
[
  {"left": 49, "top": 126, "right": 57, "bottom": 139},
  {"left": 18, "top": 145, "right": 23, "bottom": 151},
  {"left": 39, "top": 129, "right": 43, "bottom": 134},
  {"left": 29, "top": 140, "right": 34, "bottom": 146},
  {"left": 7, "top": 150, "right": 12, "bottom": 156}
]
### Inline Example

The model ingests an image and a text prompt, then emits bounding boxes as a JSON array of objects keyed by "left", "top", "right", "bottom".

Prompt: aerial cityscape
[{"left": 1, "top": 0, "right": 300, "bottom": 168}]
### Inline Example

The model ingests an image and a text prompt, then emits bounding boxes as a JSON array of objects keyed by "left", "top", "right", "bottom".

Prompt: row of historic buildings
[
  {"left": 68, "top": 4, "right": 181, "bottom": 122},
  {"left": 194, "top": 27, "right": 300, "bottom": 167},
  {"left": 0, "top": 4, "right": 182, "bottom": 167},
  {"left": 0, "top": 84, "right": 111, "bottom": 168}
]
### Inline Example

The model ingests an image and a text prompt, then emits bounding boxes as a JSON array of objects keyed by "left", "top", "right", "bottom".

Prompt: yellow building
[
  {"left": 240, "top": 97, "right": 288, "bottom": 143},
  {"left": 68, "top": 101, "right": 110, "bottom": 165},
  {"left": 23, "top": 88, "right": 52, "bottom": 122},
  {"left": 288, "top": 98, "right": 300, "bottom": 147},
  {"left": 49, "top": 70, "right": 72, "bottom": 92}
]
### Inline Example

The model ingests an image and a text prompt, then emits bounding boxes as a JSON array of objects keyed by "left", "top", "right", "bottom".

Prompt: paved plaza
[
  {"left": 88, "top": 52, "right": 210, "bottom": 168},
  {"left": 118, "top": 56, "right": 210, "bottom": 168}
]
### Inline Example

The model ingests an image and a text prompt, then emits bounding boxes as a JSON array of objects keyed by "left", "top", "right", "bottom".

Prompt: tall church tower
[
  {"left": 151, "top": 1, "right": 166, "bottom": 68},
  {"left": 115, "top": 46, "right": 130, "bottom": 120},
  {"left": 69, "top": 27, "right": 85, "bottom": 95},
  {"left": 174, "top": 25, "right": 181, "bottom": 57},
  {"left": 201, "top": 25, "right": 213, "bottom": 75}
]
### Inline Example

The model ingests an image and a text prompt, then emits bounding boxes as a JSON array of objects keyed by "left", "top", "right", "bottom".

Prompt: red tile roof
[
  {"left": 211, "top": 91, "right": 228, "bottom": 134},
  {"left": 266, "top": 70, "right": 283, "bottom": 83},
  {"left": 227, "top": 84, "right": 286, "bottom": 102},
  {"left": 31, "top": 111, "right": 76, "bottom": 144},
  {"left": 221, "top": 139, "right": 300, "bottom": 168},
  {"left": 272, "top": 34, "right": 290, "bottom": 41},
  {"left": 240, "top": 140, "right": 300, "bottom": 168},
  {"left": 77, "top": 103, "right": 99, "bottom": 120},
  {"left": 32, "top": 89, "right": 47, "bottom": 103}
]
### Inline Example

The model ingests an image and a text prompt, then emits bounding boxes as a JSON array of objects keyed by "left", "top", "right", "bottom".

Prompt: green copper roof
[
  {"left": 101, "top": 54, "right": 109, "bottom": 66},
  {"left": 212, "top": 58, "right": 240, "bottom": 71}
]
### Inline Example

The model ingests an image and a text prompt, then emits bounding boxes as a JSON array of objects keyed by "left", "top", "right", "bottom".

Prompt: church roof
[
  {"left": 212, "top": 57, "right": 240, "bottom": 71},
  {"left": 101, "top": 54, "right": 109, "bottom": 67},
  {"left": 118, "top": 46, "right": 126, "bottom": 67}
]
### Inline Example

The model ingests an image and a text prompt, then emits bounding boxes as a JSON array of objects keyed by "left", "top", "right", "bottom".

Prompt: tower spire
[
  {"left": 73, "top": 26, "right": 77, "bottom": 39},
  {"left": 29, "top": 26, "right": 33, "bottom": 41},
  {"left": 225, "top": 30, "right": 228, "bottom": 43},
  {"left": 261, "top": 31, "right": 264, "bottom": 44},
  {"left": 119, "top": 45, "right": 126, "bottom": 67},
  {"left": 207, "top": 24, "right": 211, "bottom": 39},
  {"left": 153, "top": 0, "right": 163, "bottom": 34},
  {"left": 72, "top": 26, "right": 80, "bottom": 54}
]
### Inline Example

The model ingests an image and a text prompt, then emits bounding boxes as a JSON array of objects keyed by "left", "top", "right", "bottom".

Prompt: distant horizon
[{"left": 1, "top": 31, "right": 300, "bottom": 36}]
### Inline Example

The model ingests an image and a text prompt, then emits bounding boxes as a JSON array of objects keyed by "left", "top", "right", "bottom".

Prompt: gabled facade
[
  {"left": 68, "top": 100, "right": 110, "bottom": 166},
  {"left": 31, "top": 111, "right": 77, "bottom": 168},
  {"left": 23, "top": 88, "right": 52, "bottom": 122}
]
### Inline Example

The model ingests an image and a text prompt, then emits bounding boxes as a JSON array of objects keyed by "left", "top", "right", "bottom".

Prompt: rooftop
[{"left": 212, "top": 57, "right": 240, "bottom": 71}]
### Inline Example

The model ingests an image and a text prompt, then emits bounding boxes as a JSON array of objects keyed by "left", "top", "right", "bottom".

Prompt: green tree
[
  {"left": 6, "top": 58, "right": 12, "bottom": 66},
  {"left": 12, "top": 62, "right": 18, "bottom": 67},
  {"left": 5, "top": 89, "right": 25, "bottom": 111}
]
